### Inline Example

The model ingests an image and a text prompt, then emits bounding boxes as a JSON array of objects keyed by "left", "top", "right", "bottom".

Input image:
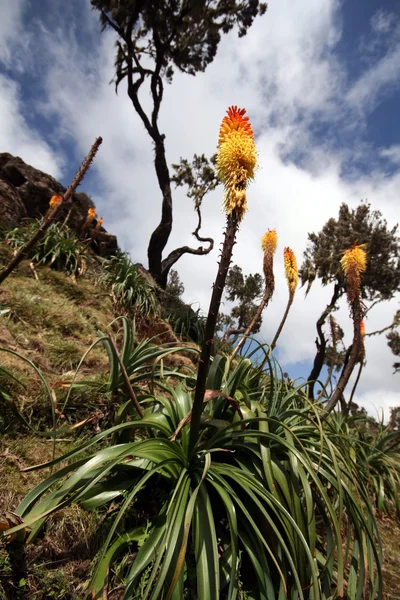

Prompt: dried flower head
[
  {"left": 49, "top": 195, "right": 62, "bottom": 209},
  {"left": 329, "top": 314, "right": 337, "bottom": 348},
  {"left": 216, "top": 106, "right": 257, "bottom": 221},
  {"left": 261, "top": 229, "right": 277, "bottom": 293},
  {"left": 284, "top": 247, "right": 298, "bottom": 296},
  {"left": 340, "top": 244, "right": 367, "bottom": 304}
]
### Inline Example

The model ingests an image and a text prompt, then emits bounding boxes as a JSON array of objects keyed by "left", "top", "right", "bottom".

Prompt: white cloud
[
  {"left": 380, "top": 145, "right": 400, "bottom": 165},
  {"left": 0, "top": 0, "right": 399, "bottom": 417},
  {"left": 348, "top": 8, "right": 400, "bottom": 113},
  {"left": 0, "top": 0, "right": 26, "bottom": 66},
  {"left": 370, "top": 9, "right": 397, "bottom": 35},
  {"left": 0, "top": 75, "right": 62, "bottom": 176},
  {"left": 347, "top": 44, "right": 400, "bottom": 111}
]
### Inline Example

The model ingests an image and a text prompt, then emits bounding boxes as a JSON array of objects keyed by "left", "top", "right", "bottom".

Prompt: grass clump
[
  {"left": 99, "top": 253, "right": 158, "bottom": 316},
  {"left": 4, "top": 219, "right": 87, "bottom": 278}
]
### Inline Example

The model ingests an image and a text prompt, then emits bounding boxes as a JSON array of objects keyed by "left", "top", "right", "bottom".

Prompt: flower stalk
[
  {"left": 189, "top": 106, "right": 256, "bottom": 450},
  {"left": 231, "top": 229, "right": 277, "bottom": 360},
  {"left": 321, "top": 245, "right": 367, "bottom": 420},
  {"left": 0, "top": 136, "right": 103, "bottom": 285},
  {"left": 269, "top": 247, "right": 298, "bottom": 351}
]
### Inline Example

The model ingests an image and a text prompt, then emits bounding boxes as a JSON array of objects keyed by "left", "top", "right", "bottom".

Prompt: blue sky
[{"left": 0, "top": 0, "right": 399, "bottom": 416}]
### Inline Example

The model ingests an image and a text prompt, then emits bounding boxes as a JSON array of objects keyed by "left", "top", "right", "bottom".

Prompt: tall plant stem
[
  {"left": 270, "top": 294, "right": 294, "bottom": 352},
  {"left": 189, "top": 214, "right": 239, "bottom": 450},
  {"left": 231, "top": 289, "right": 271, "bottom": 361},
  {"left": 0, "top": 137, "right": 102, "bottom": 285},
  {"left": 348, "top": 361, "right": 364, "bottom": 407},
  {"left": 321, "top": 298, "right": 363, "bottom": 421}
]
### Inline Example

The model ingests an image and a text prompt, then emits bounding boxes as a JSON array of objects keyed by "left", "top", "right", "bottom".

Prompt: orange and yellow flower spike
[
  {"left": 261, "top": 229, "right": 277, "bottom": 292},
  {"left": 340, "top": 244, "right": 367, "bottom": 304},
  {"left": 94, "top": 217, "right": 103, "bottom": 232},
  {"left": 216, "top": 105, "right": 257, "bottom": 221},
  {"left": 262, "top": 229, "right": 277, "bottom": 257},
  {"left": 284, "top": 247, "right": 298, "bottom": 296},
  {"left": 82, "top": 207, "right": 97, "bottom": 229},
  {"left": 49, "top": 195, "right": 63, "bottom": 209}
]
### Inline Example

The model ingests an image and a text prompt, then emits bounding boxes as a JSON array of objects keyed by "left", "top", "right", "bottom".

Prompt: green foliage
[
  {"left": 330, "top": 414, "right": 400, "bottom": 518},
  {"left": 4, "top": 219, "right": 87, "bottom": 276},
  {"left": 389, "top": 406, "right": 400, "bottom": 431},
  {"left": 172, "top": 154, "right": 219, "bottom": 210},
  {"left": 166, "top": 303, "right": 206, "bottom": 344},
  {"left": 4, "top": 351, "right": 384, "bottom": 599},
  {"left": 300, "top": 202, "right": 400, "bottom": 301},
  {"left": 99, "top": 253, "right": 158, "bottom": 316},
  {"left": 387, "top": 312, "right": 400, "bottom": 373},
  {"left": 165, "top": 269, "right": 185, "bottom": 301},
  {"left": 92, "top": 1, "right": 267, "bottom": 83},
  {"left": 221, "top": 265, "right": 264, "bottom": 338},
  {"left": 163, "top": 271, "right": 206, "bottom": 344}
]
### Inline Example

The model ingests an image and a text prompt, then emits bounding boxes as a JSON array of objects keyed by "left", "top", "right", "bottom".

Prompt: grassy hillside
[
  {"left": 0, "top": 239, "right": 194, "bottom": 599},
  {"left": 0, "top": 232, "right": 400, "bottom": 600}
]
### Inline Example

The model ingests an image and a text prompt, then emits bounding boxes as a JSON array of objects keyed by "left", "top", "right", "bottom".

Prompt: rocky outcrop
[{"left": 0, "top": 153, "right": 118, "bottom": 256}]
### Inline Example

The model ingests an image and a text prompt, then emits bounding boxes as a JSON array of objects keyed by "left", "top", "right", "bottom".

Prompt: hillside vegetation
[{"left": 0, "top": 217, "right": 399, "bottom": 600}]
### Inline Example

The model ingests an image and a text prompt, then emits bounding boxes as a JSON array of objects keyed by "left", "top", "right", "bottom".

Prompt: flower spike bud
[
  {"left": 82, "top": 207, "right": 97, "bottom": 229},
  {"left": 49, "top": 195, "right": 63, "bottom": 209},
  {"left": 216, "top": 105, "right": 257, "bottom": 222},
  {"left": 94, "top": 217, "right": 103, "bottom": 232},
  {"left": 340, "top": 244, "right": 367, "bottom": 304},
  {"left": 261, "top": 229, "right": 277, "bottom": 293},
  {"left": 261, "top": 229, "right": 277, "bottom": 258},
  {"left": 284, "top": 247, "right": 298, "bottom": 297}
]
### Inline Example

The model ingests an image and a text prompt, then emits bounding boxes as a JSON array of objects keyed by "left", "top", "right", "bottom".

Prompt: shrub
[
  {"left": 99, "top": 253, "right": 158, "bottom": 316},
  {"left": 4, "top": 355, "right": 382, "bottom": 599},
  {"left": 4, "top": 219, "right": 87, "bottom": 277},
  {"left": 165, "top": 302, "right": 206, "bottom": 344}
]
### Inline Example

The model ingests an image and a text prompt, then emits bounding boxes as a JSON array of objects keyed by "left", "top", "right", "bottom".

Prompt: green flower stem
[
  {"left": 0, "top": 137, "right": 102, "bottom": 285},
  {"left": 231, "top": 287, "right": 272, "bottom": 361},
  {"left": 270, "top": 293, "right": 294, "bottom": 352},
  {"left": 189, "top": 213, "right": 239, "bottom": 450}
]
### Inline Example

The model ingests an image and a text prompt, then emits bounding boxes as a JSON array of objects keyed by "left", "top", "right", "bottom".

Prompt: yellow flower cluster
[
  {"left": 284, "top": 247, "right": 298, "bottom": 296},
  {"left": 261, "top": 229, "right": 277, "bottom": 257},
  {"left": 340, "top": 244, "right": 367, "bottom": 303},
  {"left": 216, "top": 106, "right": 257, "bottom": 221}
]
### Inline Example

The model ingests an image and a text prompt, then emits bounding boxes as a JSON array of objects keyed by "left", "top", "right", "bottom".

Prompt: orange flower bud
[
  {"left": 82, "top": 207, "right": 97, "bottom": 229},
  {"left": 284, "top": 247, "right": 298, "bottom": 296},
  {"left": 49, "top": 195, "right": 62, "bottom": 209}
]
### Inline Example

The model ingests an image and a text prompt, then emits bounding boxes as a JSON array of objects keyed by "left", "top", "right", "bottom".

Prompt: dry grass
[{"left": 378, "top": 512, "right": 400, "bottom": 599}]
